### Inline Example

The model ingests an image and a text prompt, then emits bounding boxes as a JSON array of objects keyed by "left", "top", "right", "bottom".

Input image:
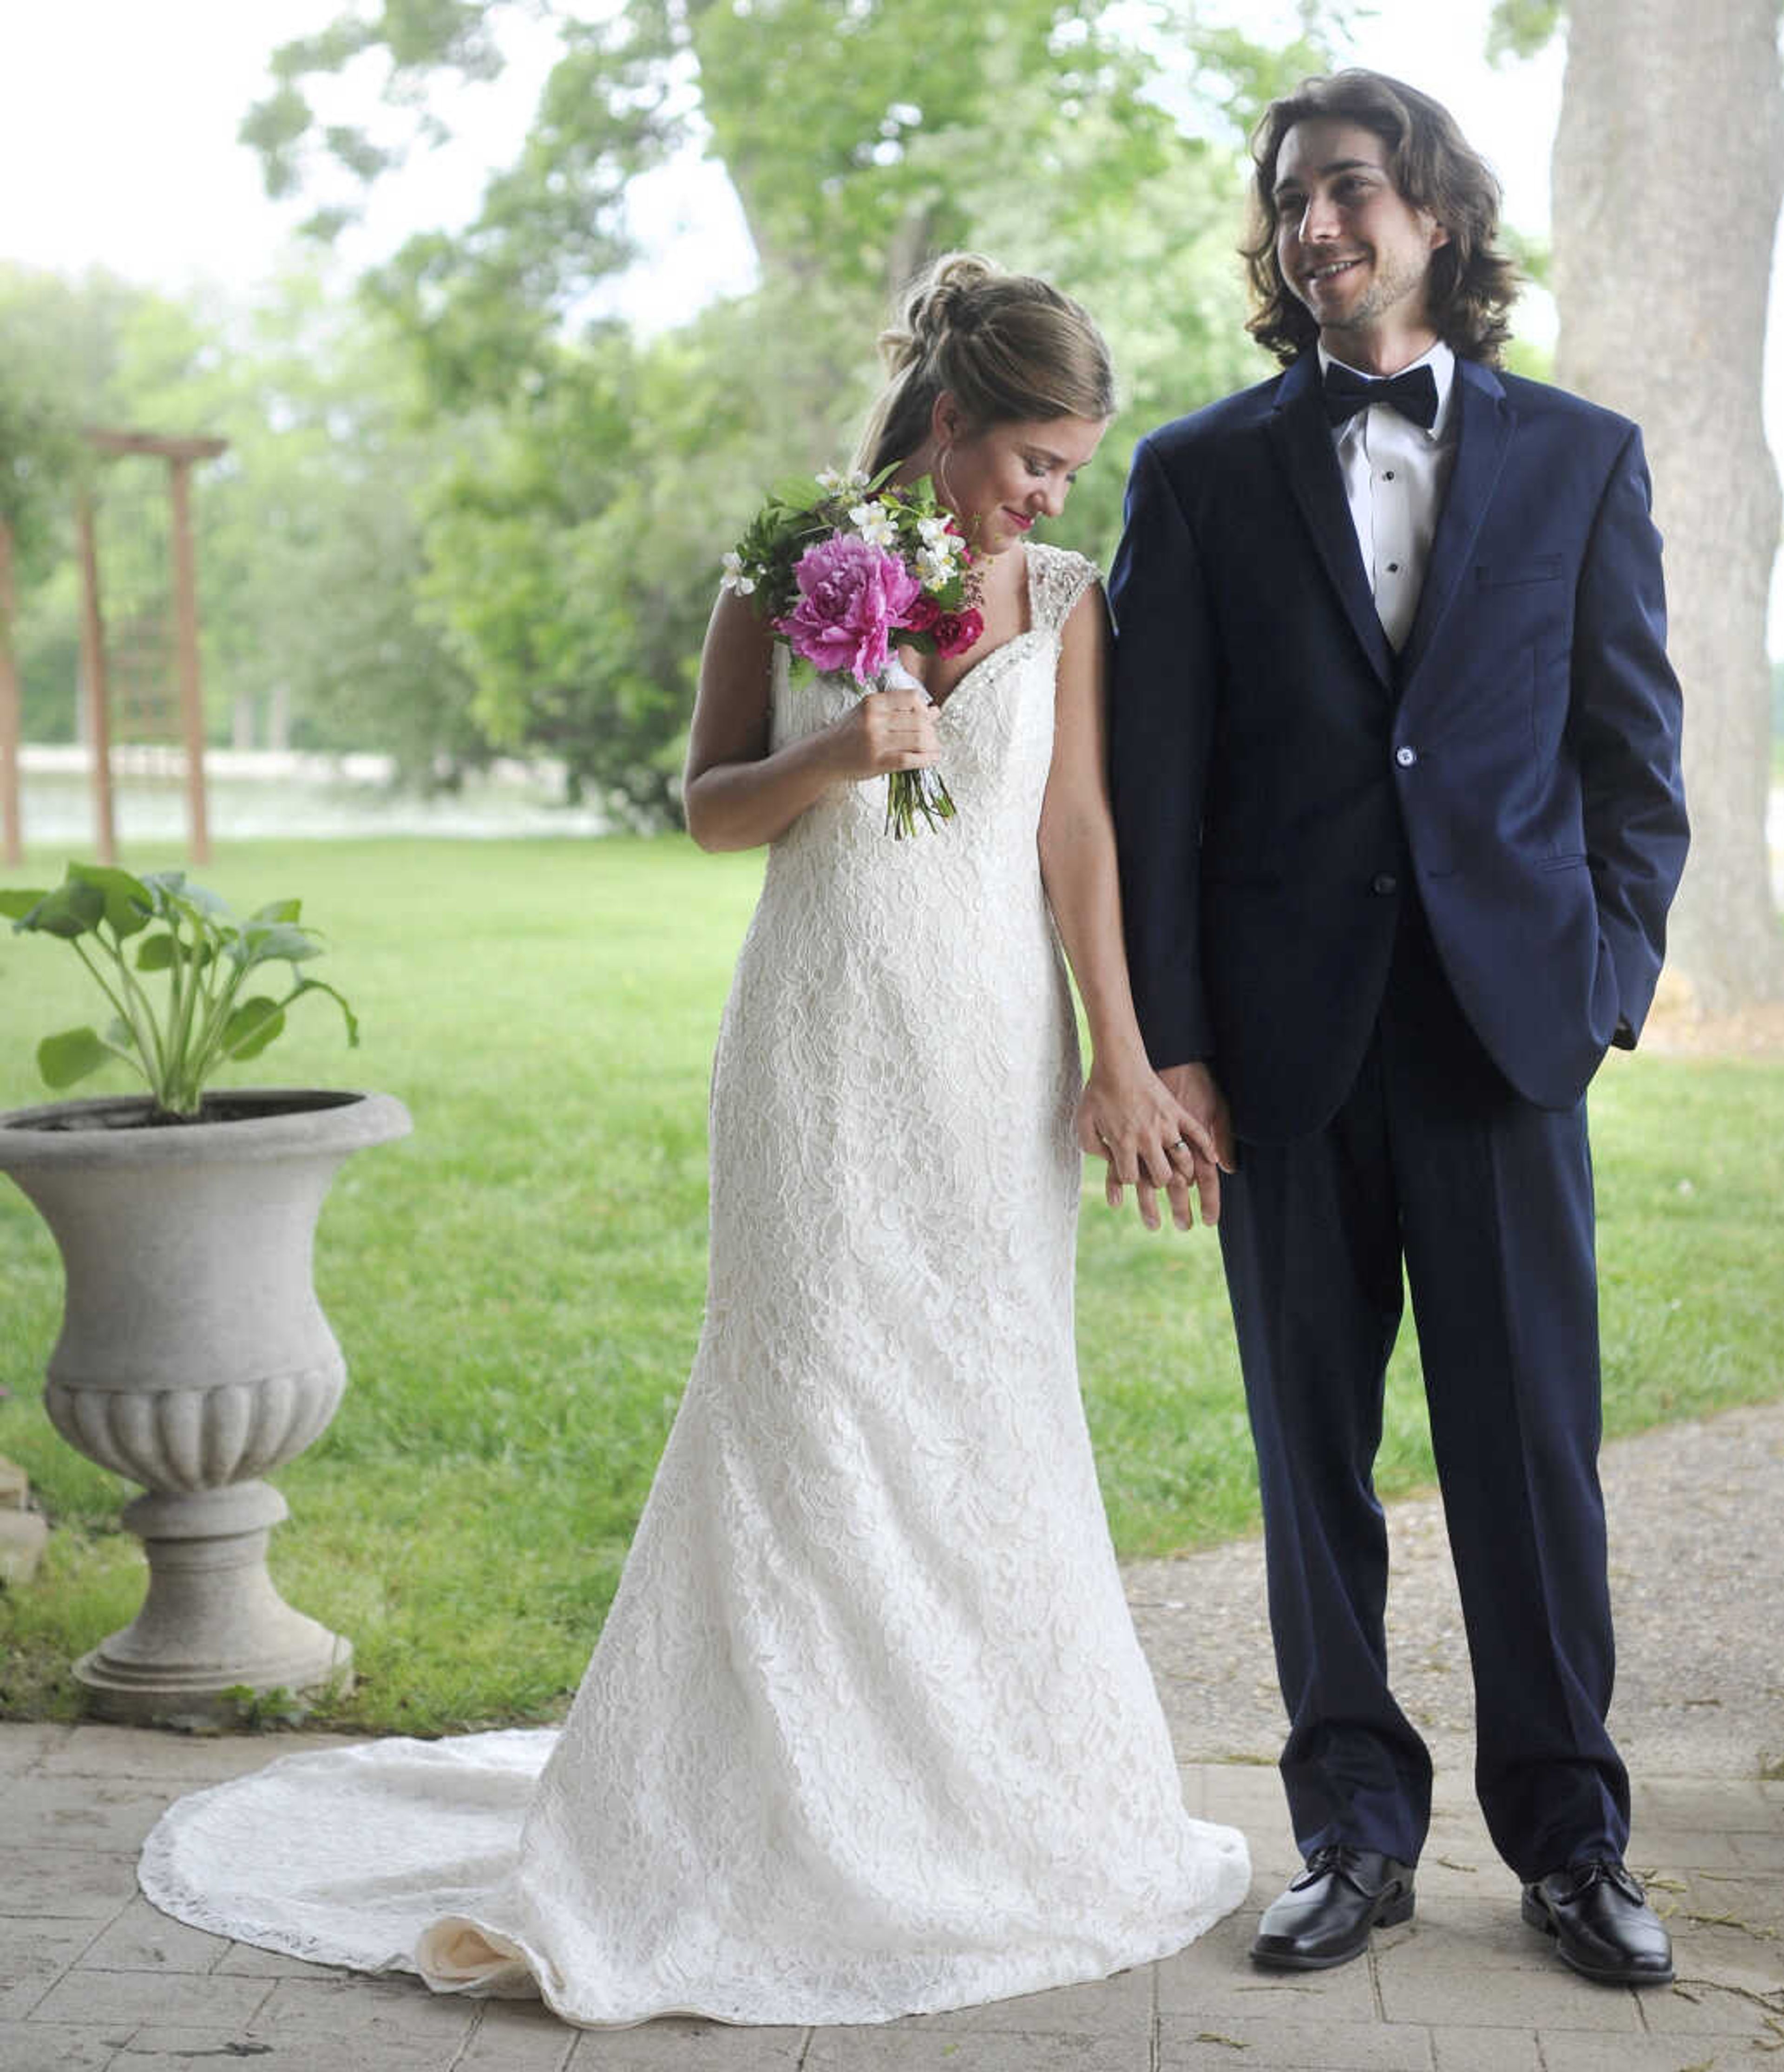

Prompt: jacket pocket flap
[{"left": 1476, "top": 556, "right": 1564, "bottom": 588}]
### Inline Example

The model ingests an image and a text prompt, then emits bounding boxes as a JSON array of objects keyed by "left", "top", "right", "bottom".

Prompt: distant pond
[
  {"left": 12, "top": 747, "right": 615, "bottom": 846},
  {"left": 10, "top": 748, "right": 1784, "bottom": 896}
]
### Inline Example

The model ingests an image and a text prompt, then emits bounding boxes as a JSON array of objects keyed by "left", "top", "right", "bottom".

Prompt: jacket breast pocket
[{"left": 1476, "top": 556, "right": 1565, "bottom": 588}]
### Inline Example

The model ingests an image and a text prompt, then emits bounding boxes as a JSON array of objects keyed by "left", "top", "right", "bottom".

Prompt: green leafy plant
[
  {"left": 1, "top": 863, "right": 357, "bottom": 1119},
  {"left": 217, "top": 1682, "right": 314, "bottom": 1732}
]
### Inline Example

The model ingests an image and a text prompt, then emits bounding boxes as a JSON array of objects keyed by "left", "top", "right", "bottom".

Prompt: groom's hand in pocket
[{"left": 1159, "top": 1063, "right": 1235, "bottom": 1229}]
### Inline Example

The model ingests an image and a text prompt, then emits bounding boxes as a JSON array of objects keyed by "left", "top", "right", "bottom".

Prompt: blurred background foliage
[{"left": 0, "top": 0, "right": 1367, "bottom": 823}]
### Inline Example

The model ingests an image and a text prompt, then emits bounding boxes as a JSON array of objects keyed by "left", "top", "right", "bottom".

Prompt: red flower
[
  {"left": 901, "top": 595, "right": 941, "bottom": 634},
  {"left": 933, "top": 608, "right": 984, "bottom": 658}
]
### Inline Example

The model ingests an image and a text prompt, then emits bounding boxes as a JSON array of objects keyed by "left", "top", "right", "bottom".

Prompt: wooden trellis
[
  {"left": 0, "top": 520, "right": 20, "bottom": 868},
  {"left": 0, "top": 426, "right": 227, "bottom": 868}
]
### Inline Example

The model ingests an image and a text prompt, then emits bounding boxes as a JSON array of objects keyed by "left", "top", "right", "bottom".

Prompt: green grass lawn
[{"left": 1, "top": 836, "right": 1779, "bottom": 1732}]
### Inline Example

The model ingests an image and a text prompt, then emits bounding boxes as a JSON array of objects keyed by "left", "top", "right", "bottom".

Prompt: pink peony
[
  {"left": 933, "top": 608, "right": 984, "bottom": 658},
  {"left": 776, "top": 534, "right": 921, "bottom": 684}
]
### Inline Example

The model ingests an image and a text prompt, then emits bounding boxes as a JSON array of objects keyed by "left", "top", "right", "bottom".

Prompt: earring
[{"left": 936, "top": 444, "right": 957, "bottom": 511}]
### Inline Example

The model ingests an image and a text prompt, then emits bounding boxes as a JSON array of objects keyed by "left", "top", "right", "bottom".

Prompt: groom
[{"left": 1108, "top": 70, "right": 1688, "bottom": 1983}]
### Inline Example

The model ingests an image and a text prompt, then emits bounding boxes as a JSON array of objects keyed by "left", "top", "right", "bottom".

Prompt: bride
[{"left": 138, "top": 254, "right": 1251, "bottom": 2029}]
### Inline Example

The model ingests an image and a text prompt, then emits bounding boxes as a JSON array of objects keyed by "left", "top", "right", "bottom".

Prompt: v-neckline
[{"left": 926, "top": 548, "right": 1041, "bottom": 714}]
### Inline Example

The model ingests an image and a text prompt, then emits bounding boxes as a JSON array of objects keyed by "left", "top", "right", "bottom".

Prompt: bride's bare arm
[
  {"left": 682, "top": 590, "right": 941, "bottom": 853},
  {"left": 1037, "top": 585, "right": 1224, "bottom": 1229}
]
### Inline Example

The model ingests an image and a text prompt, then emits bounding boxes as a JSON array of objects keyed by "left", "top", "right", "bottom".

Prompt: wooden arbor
[
  {"left": 0, "top": 427, "right": 227, "bottom": 868},
  {"left": 0, "top": 520, "right": 21, "bottom": 867}
]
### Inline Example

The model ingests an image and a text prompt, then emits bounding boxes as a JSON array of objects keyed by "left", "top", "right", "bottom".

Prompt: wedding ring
[{"left": 1169, "top": 1137, "right": 1190, "bottom": 1153}]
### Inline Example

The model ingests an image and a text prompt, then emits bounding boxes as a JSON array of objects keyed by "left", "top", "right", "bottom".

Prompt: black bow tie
[{"left": 1322, "top": 360, "right": 1439, "bottom": 431}]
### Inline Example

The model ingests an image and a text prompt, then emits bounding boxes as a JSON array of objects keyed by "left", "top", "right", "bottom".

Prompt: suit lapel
[
  {"left": 1397, "top": 358, "right": 1516, "bottom": 686},
  {"left": 1266, "top": 353, "right": 1393, "bottom": 687}
]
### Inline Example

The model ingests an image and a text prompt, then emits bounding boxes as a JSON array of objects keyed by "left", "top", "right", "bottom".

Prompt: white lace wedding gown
[{"left": 138, "top": 543, "right": 1251, "bottom": 2028}]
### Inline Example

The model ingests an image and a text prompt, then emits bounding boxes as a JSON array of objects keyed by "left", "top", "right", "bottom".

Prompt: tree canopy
[
  {"left": 7, "top": 1, "right": 1357, "bottom": 818},
  {"left": 0, "top": 261, "right": 483, "bottom": 775},
  {"left": 229, "top": 0, "right": 1345, "bottom": 814}
]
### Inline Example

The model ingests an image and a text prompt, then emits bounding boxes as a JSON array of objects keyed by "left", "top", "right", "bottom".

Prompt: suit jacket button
[
  {"left": 1371, "top": 873, "right": 1399, "bottom": 896},
  {"left": 1395, "top": 745, "right": 1418, "bottom": 767}
]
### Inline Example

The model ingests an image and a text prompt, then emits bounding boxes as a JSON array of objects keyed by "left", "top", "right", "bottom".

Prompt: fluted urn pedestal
[{"left": 0, "top": 1089, "right": 411, "bottom": 1724}]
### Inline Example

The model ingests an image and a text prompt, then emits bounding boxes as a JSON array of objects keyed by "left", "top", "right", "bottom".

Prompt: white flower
[
  {"left": 818, "top": 466, "right": 871, "bottom": 494},
  {"left": 917, "top": 548, "right": 957, "bottom": 587},
  {"left": 719, "top": 550, "right": 756, "bottom": 596},
  {"left": 850, "top": 500, "right": 899, "bottom": 549},
  {"left": 917, "top": 514, "right": 954, "bottom": 548}
]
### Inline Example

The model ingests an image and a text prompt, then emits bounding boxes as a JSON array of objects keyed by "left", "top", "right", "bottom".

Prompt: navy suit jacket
[{"left": 1108, "top": 350, "right": 1690, "bottom": 1144}]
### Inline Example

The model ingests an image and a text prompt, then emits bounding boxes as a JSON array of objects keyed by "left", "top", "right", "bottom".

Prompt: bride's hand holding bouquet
[
  {"left": 817, "top": 667, "right": 942, "bottom": 797},
  {"left": 721, "top": 467, "right": 985, "bottom": 837}
]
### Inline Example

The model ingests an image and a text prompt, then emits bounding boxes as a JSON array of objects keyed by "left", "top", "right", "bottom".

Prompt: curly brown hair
[{"left": 1243, "top": 69, "right": 1521, "bottom": 367}]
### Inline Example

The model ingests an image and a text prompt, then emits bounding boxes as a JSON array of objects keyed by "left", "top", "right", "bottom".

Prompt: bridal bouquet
[{"left": 721, "top": 466, "right": 983, "bottom": 836}]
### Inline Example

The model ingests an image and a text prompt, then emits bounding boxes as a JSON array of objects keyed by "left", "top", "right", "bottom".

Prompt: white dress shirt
[{"left": 1319, "top": 339, "right": 1457, "bottom": 653}]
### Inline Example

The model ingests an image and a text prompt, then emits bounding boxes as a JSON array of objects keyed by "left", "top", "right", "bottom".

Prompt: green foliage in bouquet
[
  {"left": 723, "top": 466, "right": 983, "bottom": 836},
  {"left": 727, "top": 471, "right": 863, "bottom": 620},
  {"left": 725, "top": 466, "right": 979, "bottom": 652}
]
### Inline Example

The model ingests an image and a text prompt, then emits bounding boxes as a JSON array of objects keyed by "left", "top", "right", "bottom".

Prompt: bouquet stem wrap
[{"left": 879, "top": 656, "right": 956, "bottom": 839}]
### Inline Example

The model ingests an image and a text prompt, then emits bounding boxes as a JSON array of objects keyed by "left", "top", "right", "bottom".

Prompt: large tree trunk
[{"left": 1551, "top": 0, "right": 1784, "bottom": 1013}]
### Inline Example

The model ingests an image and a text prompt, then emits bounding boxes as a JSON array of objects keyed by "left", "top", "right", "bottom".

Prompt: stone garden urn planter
[{"left": 0, "top": 1086, "right": 411, "bottom": 1724}]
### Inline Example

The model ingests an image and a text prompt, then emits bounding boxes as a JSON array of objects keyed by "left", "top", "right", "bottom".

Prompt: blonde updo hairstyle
[{"left": 854, "top": 253, "right": 1115, "bottom": 480}]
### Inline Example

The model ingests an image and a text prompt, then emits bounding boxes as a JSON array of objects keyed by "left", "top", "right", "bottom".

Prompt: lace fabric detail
[{"left": 138, "top": 542, "right": 1250, "bottom": 2029}]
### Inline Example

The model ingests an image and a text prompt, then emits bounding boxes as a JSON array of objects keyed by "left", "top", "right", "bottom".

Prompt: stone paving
[
  {"left": 4, "top": 1405, "right": 1782, "bottom": 2067},
  {"left": 1, "top": 1722, "right": 1780, "bottom": 2072}
]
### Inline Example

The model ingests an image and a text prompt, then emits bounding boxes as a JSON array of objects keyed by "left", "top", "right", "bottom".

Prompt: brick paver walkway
[
  {"left": 2, "top": 1724, "right": 1779, "bottom": 2070},
  {"left": 5, "top": 1405, "right": 1782, "bottom": 2067}
]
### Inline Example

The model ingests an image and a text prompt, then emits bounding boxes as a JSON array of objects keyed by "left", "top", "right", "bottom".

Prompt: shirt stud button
[
  {"left": 1395, "top": 745, "right": 1418, "bottom": 768},
  {"left": 1371, "top": 873, "right": 1399, "bottom": 896},
  {"left": 1387, "top": 561, "right": 1400, "bottom": 573}
]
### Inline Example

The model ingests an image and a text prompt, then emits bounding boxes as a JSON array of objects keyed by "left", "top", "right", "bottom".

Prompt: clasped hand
[{"left": 1077, "top": 1059, "right": 1234, "bottom": 1231}]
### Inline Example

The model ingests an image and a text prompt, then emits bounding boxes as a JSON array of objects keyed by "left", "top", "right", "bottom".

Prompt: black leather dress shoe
[
  {"left": 1522, "top": 1859, "right": 1674, "bottom": 1985},
  {"left": 1250, "top": 1845, "right": 1417, "bottom": 1970}
]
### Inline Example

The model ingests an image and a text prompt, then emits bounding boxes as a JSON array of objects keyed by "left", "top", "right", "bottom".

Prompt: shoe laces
[
  {"left": 1565, "top": 1858, "right": 1646, "bottom": 1905},
  {"left": 1296, "top": 1844, "right": 1364, "bottom": 1888},
  {"left": 1306, "top": 1844, "right": 1360, "bottom": 1872}
]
